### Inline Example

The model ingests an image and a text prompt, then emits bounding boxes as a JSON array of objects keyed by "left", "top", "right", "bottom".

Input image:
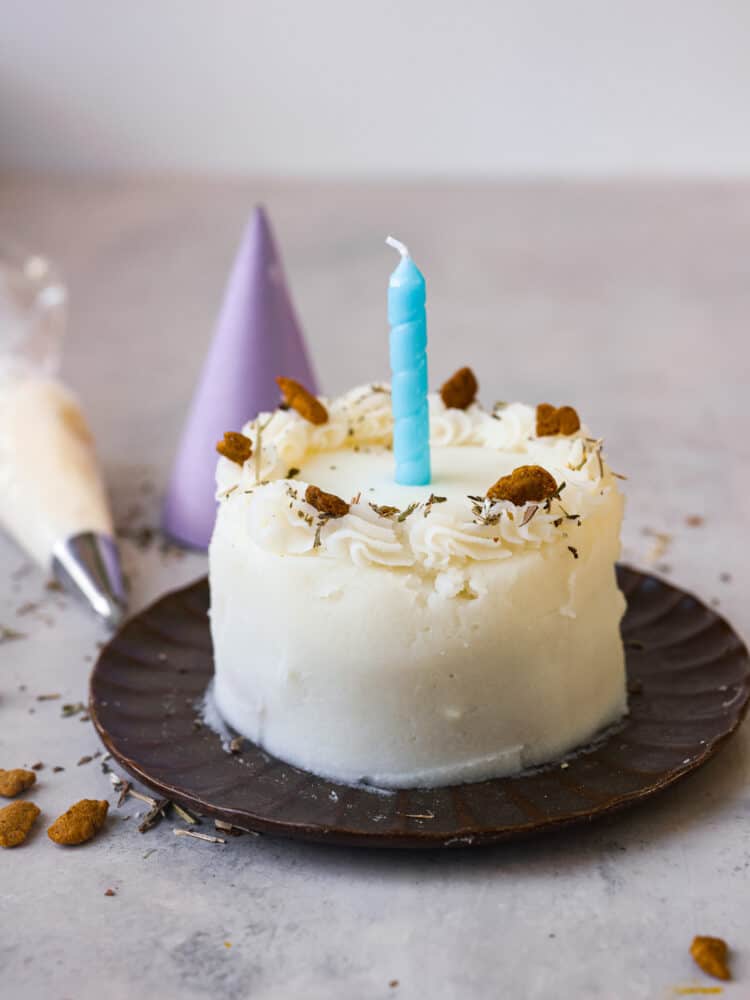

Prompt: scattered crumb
[
  {"left": 0, "top": 800, "right": 40, "bottom": 847},
  {"left": 53, "top": 766, "right": 65, "bottom": 773},
  {"left": 389, "top": 980, "right": 399, "bottom": 989},
  {"left": 685, "top": 515, "right": 705, "bottom": 528},
  {"left": 36, "top": 693, "right": 60, "bottom": 702},
  {"left": 77, "top": 755, "right": 93, "bottom": 766},
  {"left": 690, "top": 936, "right": 731, "bottom": 981},
  {"left": 104, "top": 888, "right": 116, "bottom": 897},
  {"left": 31, "top": 762, "right": 43, "bottom": 771},
  {"left": 224, "top": 941, "right": 232, "bottom": 949},
  {"left": 48, "top": 799, "right": 109, "bottom": 846},
  {"left": 719, "top": 572, "right": 732, "bottom": 584},
  {"left": 0, "top": 769, "right": 37, "bottom": 798}
]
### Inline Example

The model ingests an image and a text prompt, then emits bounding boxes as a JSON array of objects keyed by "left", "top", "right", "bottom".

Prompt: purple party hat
[{"left": 162, "top": 206, "right": 318, "bottom": 549}]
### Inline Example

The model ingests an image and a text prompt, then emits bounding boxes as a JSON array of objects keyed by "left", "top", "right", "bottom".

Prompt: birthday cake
[{"left": 208, "top": 372, "right": 627, "bottom": 788}]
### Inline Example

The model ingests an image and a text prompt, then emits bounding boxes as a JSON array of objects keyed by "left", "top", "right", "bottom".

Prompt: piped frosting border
[{"left": 214, "top": 384, "right": 619, "bottom": 570}]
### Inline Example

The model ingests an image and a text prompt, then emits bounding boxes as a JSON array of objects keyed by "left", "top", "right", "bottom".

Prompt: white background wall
[{"left": 3, "top": 0, "right": 750, "bottom": 177}]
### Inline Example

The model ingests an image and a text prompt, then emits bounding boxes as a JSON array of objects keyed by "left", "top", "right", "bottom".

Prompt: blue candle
[{"left": 386, "top": 236, "right": 431, "bottom": 485}]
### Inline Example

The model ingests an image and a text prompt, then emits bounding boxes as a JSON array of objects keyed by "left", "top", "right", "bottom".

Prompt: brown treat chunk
[
  {"left": 556, "top": 405, "right": 581, "bottom": 435},
  {"left": 305, "top": 485, "right": 350, "bottom": 518},
  {"left": 487, "top": 465, "right": 559, "bottom": 506},
  {"left": 535, "top": 402, "right": 559, "bottom": 436},
  {"left": 47, "top": 799, "right": 109, "bottom": 846},
  {"left": 0, "top": 800, "right": 40, "bottom": 847},
  {"left": 535, "top": 402, "right": 581, "bottom": 437},
  {"left": 690, "top": 936, "right": 731, "bottom": 981},
  {"left": 276, "top": 376, "right": 328, "bottom": 425},
  {"left": 216, "top": 431, "right": 253, "bottom": 465},
  {"left": 440, "top": 367, "right": 479, "bottom": 410},
  {"left": 0, "top": 768, "right": 37, "bottom": 798}
]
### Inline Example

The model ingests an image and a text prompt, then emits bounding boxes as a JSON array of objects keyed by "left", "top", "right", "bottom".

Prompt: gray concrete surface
[{"left": 0, "top": 176, "right": 748, "bottom": 999}]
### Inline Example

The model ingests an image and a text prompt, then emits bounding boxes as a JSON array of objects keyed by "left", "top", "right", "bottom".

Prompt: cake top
[{"left": 213, "top": 373, "right": 623, "bottom": 570}]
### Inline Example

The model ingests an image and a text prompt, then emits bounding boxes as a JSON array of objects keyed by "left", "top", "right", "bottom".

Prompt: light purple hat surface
[{"left": 162, "top": 206, "right": 318, "bottom": 550}]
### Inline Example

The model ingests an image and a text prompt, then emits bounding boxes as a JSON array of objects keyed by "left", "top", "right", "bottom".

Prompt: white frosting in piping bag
[{"left": 0, "top": 377, "right": 113, "bottom": 566}]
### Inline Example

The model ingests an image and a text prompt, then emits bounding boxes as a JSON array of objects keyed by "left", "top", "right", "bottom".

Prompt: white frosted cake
[{"left": 209, "top": 373, "right": 627, "bottom": 788}]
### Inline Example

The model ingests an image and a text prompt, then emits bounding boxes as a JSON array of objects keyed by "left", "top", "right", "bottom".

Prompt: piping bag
[{"left": 0, "top": 245, "right": 126, "bottom": 627}]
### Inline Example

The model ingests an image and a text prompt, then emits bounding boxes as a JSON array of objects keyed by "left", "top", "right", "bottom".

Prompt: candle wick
[{"left": 385, "top": 235, "right": 409, "bottom": 259}]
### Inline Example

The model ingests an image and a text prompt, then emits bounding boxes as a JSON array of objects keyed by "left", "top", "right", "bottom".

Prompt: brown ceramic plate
[{"left": 89, "top": 566, "right": 750, "bottom": 849}]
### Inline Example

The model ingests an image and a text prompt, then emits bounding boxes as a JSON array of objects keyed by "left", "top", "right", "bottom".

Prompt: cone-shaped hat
[{"left": 162, "top": 206, "right": 318, "bottom": 549}]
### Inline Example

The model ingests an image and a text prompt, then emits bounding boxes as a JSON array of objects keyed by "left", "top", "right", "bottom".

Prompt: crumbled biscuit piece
[
  {"left": 440, "top": 367, "right": 478, "bottom": 410},
  {"left": 216, "top": 431, "right": 253, "bottom": 465},
  {"left": 305, "top": 485, "right": 350, "bottom": 518},
  {"left": 487, "top": 465, "right": 559, "bottom": 506},
  {"left": 276, "top": 377, "right": 328, "bottom": 425},
  {"left": 47, "top": 799, "right": 109, "bottom": 846},
  {"left": 556, "top": 405, "right": 581, "bottom": 435},
  {"left": 690, "top": 936, "right": 731, "bottom": 981},
  {"left": 535, "top": 402, "right": 559, "bottom": 436},
  {"left": 0, "top": 800, "right": 40, "bottom": 847},
  {"left": 0, "top": 768, "right": 37, "bottom": 798},
  {"left": 536, "top": 402, "right": 581, "bottom": 436}
]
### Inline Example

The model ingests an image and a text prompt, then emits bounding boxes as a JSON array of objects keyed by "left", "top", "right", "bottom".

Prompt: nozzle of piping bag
[{"left": 52, "top": 532, "right": 127, "bottom": 629}]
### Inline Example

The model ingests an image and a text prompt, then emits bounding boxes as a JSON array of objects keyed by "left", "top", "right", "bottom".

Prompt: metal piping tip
[{"left": 52, "top": 532, "right": 127, "bottom": 629}]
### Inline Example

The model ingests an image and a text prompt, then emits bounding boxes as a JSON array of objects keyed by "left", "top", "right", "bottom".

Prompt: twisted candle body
[{"left": 387, "top": 240, "right": 431, "bottom": 485}]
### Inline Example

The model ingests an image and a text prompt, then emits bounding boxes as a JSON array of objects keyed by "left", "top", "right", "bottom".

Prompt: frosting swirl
[{"left": 215, "top": 384, "right": 619, "bottom": 570}]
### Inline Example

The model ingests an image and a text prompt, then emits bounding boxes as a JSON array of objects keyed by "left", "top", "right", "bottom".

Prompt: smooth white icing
[{"left": 209, "top": 383, "right": 627, "bottom": 788}]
